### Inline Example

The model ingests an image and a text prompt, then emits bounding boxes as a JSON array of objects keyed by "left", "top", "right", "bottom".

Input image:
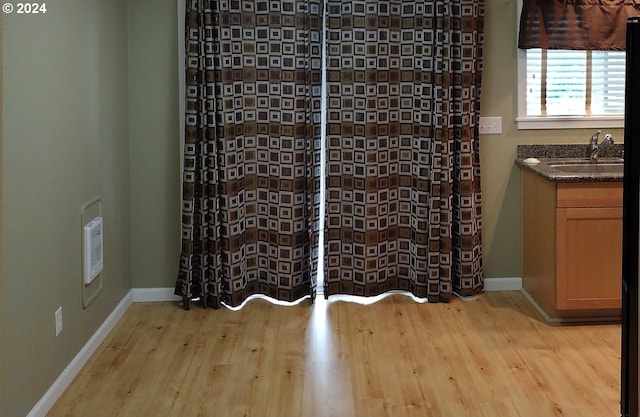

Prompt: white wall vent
[{"left": 83, "top": 216, "right": 104, "bottom": 284}]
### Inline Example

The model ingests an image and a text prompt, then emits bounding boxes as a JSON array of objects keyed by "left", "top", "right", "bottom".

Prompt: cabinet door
[{"left": 556, "top": 207, "right": 623, "bottom": 310}]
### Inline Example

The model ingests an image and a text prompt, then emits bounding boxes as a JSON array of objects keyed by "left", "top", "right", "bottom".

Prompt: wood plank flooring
[{"left": 47, "top": 291, "right": 621, "bottom": 417}]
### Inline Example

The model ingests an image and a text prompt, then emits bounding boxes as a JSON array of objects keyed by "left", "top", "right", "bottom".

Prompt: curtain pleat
[
  {"left": 176, "top": 0, "right": 322, "bottom": 309},
  {"left": 324, "top": 0, "right": 484, "bottom": 301},
  {"left": 519, "top": 0, "right": 640, "bottom": 50}
]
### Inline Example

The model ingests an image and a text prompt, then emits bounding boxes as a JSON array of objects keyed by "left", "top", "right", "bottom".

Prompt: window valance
[{"left": 518, "top": 0, "right": 640, "bottom": 50}]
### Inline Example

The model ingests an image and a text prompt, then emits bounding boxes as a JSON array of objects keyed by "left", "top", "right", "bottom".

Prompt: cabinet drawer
[{"left": 557, "top": 182, "right": 623, "bottom": 208}]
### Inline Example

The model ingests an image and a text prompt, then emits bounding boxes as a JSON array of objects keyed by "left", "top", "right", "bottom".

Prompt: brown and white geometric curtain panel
[
  {"left": 324, "top": 0, "right": 485, "bottom": 301},
  {"left": 175, "top": 0, "right": 323, "bottom": 309}
]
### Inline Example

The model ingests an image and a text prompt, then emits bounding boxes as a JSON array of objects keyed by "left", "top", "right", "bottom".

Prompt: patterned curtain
[
  {"left": 324, "top": 0, "right": 485, "bottom": 301},
  {"left": 175, "top": 0, "right": 323, "bottom": 309}
]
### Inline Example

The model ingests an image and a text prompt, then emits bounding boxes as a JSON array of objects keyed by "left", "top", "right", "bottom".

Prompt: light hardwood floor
[{"left": 47, "top": 291, "right": 621, "bottom": 417}]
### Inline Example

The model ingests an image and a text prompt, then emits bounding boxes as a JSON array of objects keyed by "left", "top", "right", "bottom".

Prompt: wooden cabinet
[
  {"left": 556, "top": 206, "right": 622, "bottom": 310},
  {"left": 521, "top": 169, "right": 622, "bottom": 321}
]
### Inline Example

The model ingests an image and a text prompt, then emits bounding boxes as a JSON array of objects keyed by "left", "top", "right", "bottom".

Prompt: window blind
[{"left": 525, "top": 49, "right": 626, "bottom": 117}]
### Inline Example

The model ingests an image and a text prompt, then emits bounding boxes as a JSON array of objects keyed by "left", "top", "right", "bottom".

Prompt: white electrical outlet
[
  {"left": 55, "top": 306, "right": 63, "bottom": 336},
  {"left": 479, "top": 116, "right": 502, "bottom": 134}
]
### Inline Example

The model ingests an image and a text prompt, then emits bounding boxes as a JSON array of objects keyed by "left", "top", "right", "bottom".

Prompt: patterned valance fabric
[
  {"left": 519, "top": 0, "right": 640, "bottom": 50},
  {"left": 324, "top": 0, "right": 485, "bottom": 301},
  {"left": 176, "top": 0, "right": 322, "bottom": 309}
]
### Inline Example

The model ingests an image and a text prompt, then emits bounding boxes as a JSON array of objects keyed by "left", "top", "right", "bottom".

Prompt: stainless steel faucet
[{"left": 590, "top": 130, "right": 614, "bottom": 161}]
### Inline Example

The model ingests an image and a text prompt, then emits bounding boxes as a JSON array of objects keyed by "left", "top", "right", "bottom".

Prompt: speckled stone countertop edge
[
  {"left": 517, "top": 143, "right": 624, "bottom": 159},
  {"left": 515, "top": 144, "right": 624, "bottom": 183}
]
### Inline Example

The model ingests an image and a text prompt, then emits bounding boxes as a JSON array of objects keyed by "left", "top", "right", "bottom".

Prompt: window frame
[{"left": 515, "top": 1, "right": 625, "bottom": 130}]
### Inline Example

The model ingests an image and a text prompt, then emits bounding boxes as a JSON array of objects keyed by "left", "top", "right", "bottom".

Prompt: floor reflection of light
[
  {"left": 304, "top": 295, "right": 344, "bottom": 416},
  {"left": 328, "top": 290, "right": 429, "bottom": 305},
  {"left": 309, "top": 295, "right": 330, "bottom": 355},
  {"left": 221, "top": 293, "right": 311, "bottom": 311}
]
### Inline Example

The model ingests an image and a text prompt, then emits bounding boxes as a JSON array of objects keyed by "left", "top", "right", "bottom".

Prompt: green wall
[
  {"left": 2, "top": 1, "right": 131, "bottom": 416},
  {"left": 128, "top": 0, "right": 180, "bottom": 289},
  {"left": 1, "top": 0, "right": 180, "bottom": 414},
  {"left": 480, "top": 0, "right": 623, "bottom": 279}
]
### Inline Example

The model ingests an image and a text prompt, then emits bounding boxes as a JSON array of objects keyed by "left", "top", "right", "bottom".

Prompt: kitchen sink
[{"left": 548, "top": 162, "right": 624, "bottom": 174}]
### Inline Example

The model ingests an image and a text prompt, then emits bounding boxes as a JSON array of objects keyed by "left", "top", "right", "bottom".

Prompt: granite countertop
[{"left": 515, "top": 144, "right": 624, "bottom": 183}]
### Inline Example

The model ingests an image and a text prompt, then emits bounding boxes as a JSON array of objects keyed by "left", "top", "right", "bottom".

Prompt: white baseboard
[
  {"left": 129, "top": 280, "right": 522, "bottom": 303},
  {"left": 483, "top": 277, "right": 522, "bottom": 291},
  {"left": 27, "top": 290, "right": 134, "bottom": 417},
  {"left": 132, "top": 287, "right": 182, "bottom": 302}
]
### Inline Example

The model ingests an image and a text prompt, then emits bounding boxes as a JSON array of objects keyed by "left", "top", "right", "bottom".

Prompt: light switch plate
[{"left": 479, "top": 116, "right": 502, "bottom": 134}]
